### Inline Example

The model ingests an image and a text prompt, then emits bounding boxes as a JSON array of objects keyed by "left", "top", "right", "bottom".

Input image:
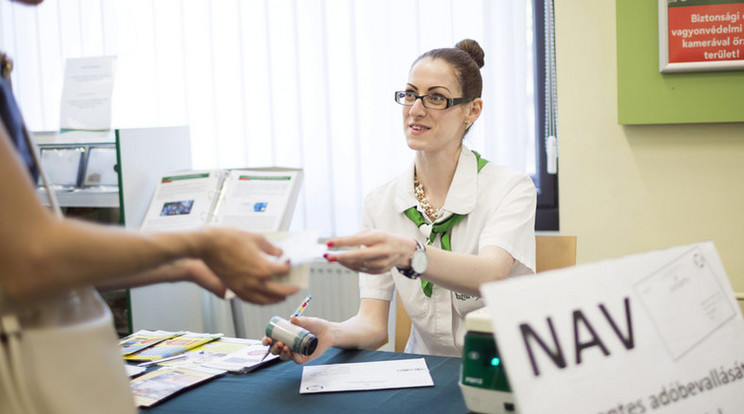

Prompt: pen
[
  {"left": 292, "top": 295, "right": 312, "bottom": 317},
  {"left": 261, "top": 295, "right": 313, "bottom": 361},
  {"left": 137, "top": 354, "right": 187, "bottom": 367}
]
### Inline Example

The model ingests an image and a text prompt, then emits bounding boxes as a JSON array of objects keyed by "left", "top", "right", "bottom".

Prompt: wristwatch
[{"left": 398, "top": 239, "right": 428, "bottom": 279}]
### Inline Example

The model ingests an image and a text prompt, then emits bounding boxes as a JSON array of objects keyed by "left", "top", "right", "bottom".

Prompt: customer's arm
[
  {"left": 0, "top": 125, "right": 298, "bottom": 303},
  {"left": 95, "top": 258, "right": 228, "bottom": 298}
]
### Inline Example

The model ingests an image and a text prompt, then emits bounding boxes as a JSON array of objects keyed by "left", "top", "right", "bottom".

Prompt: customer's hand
[
  {"left": 262, "top": 316, "right": 333, "bottom": 364},
  {"left": 323, "top": 230, "right": 415, "bottom": 274},
  {"left": 201, "top": 228, "right": 298, "bottom": 304}
]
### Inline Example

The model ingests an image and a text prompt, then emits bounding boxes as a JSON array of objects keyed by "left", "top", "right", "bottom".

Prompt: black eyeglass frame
[{"left": 394, "top": 90, "right": 475, "bottom": 110}]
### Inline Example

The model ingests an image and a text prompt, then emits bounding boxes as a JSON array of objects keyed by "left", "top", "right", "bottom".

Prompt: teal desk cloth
[{"left": 140, "top": 348, "right": 466, "bottom": 413}]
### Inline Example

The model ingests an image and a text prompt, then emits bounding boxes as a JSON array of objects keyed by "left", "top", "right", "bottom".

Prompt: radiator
[
  {"left": 236, "top": 261, "right": 360, "bottom": 339},
  {"left": 199, "top": 261, "right": 396, "bottom": 351}
]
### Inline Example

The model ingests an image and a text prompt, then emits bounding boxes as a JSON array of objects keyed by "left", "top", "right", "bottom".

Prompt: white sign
[
  {"left": 60, "top": 56, "right": 116, "bottom": 131},
  {"left": 480, "top": 242, "right": 744, "bottom": 414}
]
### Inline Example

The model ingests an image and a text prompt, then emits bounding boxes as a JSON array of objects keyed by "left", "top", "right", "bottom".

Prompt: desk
[{"left": 141, "top": 348, "right": 467, "bottom": 413}]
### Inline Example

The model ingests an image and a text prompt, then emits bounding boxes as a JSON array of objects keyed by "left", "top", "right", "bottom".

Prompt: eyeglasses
[{"left": 394, "top": 90, "right": 474, "bottom": 110}]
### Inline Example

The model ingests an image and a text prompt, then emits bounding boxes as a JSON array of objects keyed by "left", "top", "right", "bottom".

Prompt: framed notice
[{"left": 659, "top": 0, "right": 744, "bottom": 73}]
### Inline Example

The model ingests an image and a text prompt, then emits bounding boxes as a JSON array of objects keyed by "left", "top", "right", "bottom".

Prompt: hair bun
[{"left": 455, "top": 39, "right": 484, "bottom": 69}]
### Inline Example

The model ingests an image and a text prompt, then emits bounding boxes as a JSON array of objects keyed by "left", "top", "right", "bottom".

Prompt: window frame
[{"left": 532, "top": 0, "right": 559, "bottom": 231}]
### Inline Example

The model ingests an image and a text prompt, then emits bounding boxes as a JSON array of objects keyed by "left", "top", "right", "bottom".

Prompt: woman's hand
[
  {"left": 323, "top": 230, "right": 417, "bottom": 274},
  {"left": 262, "top": 316, "right": 334, "bottom": 364}
]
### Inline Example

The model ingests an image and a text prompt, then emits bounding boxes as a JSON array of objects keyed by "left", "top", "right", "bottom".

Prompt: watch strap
[{"left": 397, "top": 239, "right": 425, "bottom": 279}]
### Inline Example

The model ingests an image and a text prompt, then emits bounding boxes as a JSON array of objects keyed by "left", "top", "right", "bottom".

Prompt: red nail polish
[
  {"left": 323, "top": 253, "right": 328, "bottom": 259},
  {"left": 328, "top": 256, "right": 337, "bottom": 263},
  {"left": 326, "top": 241, "right": 335, "bottom": 248}
]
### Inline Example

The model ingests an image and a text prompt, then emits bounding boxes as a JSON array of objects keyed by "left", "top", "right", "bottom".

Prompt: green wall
[{"left": 617, "top": 0, "right": 744, "bottom": 124}]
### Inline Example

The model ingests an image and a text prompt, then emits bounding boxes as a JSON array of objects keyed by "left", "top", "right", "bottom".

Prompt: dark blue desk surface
[{"left": 140, "top": 347, "right": 467, "bottom": 413}]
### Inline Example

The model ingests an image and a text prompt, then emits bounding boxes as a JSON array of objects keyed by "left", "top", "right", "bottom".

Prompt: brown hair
[{"left": 412, "top": 39, "right": 484, "bottom": 99}]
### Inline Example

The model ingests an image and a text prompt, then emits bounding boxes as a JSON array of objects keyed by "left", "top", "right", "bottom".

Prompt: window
[
  {"left": 1, "top": 0, "right": 558, "bottom": 234},
  {"left": 533, "top": 0, "right": 559, "bottom": 230}
]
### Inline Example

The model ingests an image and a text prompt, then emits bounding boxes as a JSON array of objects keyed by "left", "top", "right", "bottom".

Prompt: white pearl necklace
[{"left": 414, "top": 175, "right": 441, "bottom": 221}]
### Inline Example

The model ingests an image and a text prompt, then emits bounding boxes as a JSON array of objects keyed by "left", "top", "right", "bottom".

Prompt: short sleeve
[
  {"left": 479, "top": 173, "right": 537, "bottom": 275},
  {"left": 358, "top": 197, "right": 396, "bottom": 301}
]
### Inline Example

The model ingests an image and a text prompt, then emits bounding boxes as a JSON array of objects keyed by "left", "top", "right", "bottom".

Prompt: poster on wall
[{"left": 659, "top": 0, "right": 744, "bottom": 72}]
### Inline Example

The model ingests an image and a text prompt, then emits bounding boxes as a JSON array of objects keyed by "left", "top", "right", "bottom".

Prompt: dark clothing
[{"left": 0, "top": 75, "right": 38, "bottom": 182}]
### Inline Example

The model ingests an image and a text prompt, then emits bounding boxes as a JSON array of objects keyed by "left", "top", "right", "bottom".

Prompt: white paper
[
  {"left": 212, "top": 169, "right": 299, "bottom": 232},
  {"left": 139, "top": 170, "right": 223, "bottom": 232},
  {"left": 479, "top": 242, "right": 744, "bottom": 414},
  {"left": 124, "top": 364, "right": 146, "bottom": 378},
  {"left": 60, "top": 56, "right": 116, "bottom": 131},
  {"left": 201, "top": 339, "right": 279, "bottom": 373},
  {"left": 299, "top": 358, "right": 434, "bottom": 394},
  {"left": 264, "top": 230, "right": 326, "bottom": 288},
  {"left": 266, "top": 230, "right": 327, "bottom": 265}
]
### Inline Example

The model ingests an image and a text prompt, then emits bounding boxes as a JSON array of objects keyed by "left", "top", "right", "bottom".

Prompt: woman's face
[{"left": 402, "top": 57, "right": 472, "bottom": 154}]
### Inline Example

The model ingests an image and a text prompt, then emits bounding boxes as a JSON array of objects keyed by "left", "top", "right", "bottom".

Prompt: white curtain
[{"left": 1, "top": 0, "right": 535, "bottom": 238}]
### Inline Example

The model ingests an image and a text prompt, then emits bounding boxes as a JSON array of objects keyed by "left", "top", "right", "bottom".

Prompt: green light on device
[{"left": 491, "top": 357, "right": 501, "bottom": 366}]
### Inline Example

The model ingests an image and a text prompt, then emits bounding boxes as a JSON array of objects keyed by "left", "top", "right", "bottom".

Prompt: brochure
[
  {"left": 125, "top": 332, "right": 223, "bottom": 362},
  {"left": 202, "top": 338, "right": 280, "bottom": 373},
  {"left": 130, "top": 365, "right": 226, "bottom": 407},
  {"left": 119, "top": 330, "right": 183, "bottom": 356},
  {"left": 139, "top": 168, "right": 302, "bottom": 233}
]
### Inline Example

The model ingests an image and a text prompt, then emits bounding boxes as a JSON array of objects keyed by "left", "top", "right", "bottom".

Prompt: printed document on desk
[
  {"left": 480, "top": 241, "right": 744, "bottom": 414},
  {"left": 300, "top": 358, "right": 434, "bottom": 394}
]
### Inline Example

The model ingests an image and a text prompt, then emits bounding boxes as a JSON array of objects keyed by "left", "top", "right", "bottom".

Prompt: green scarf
[{"left": 403, "top": 150, "right": 488, "bottom": 297}]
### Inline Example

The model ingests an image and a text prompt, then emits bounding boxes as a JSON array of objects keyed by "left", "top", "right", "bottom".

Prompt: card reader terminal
[{"left": 459, "top": 308, "right": 519, "bottom": 414}]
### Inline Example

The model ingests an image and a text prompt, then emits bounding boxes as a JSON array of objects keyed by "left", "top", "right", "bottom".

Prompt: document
[
  {"left": 139, "top": 167, "right": 317, "bottom": 288},
  {"left": 140, "top": 168, "right": 302, "bottom": 233},
  {"left": 152, "top": 337, "right": 279, "bottom": 373},
  {"left": 60, "top": 56, "right": 116, "bottom": 131},
  {"left": 212, "top": 169, "right": 300, "bottom": 232},
  {"left": 201, "top": 339, "right": 279, "bottom": 373},
  {"left": 119, "top": 330, "right": 182, "bottom": 356},
  {"left": 139, "top": 170, "right": 224, "bottom": 232},
  {"left": 479, "top": 242, "right": 744, "bottom": 414},
  {"left": 299, "top": 358, "right": 434, "bottom": 394},
  {"left": 124, "top": 332, "right": 223, "bottom": 362},
  {"left": 130, "top": 365, "right": 225, "bottom": 407}
]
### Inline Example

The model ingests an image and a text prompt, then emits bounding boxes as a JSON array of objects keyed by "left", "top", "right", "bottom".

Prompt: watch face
[{"left": 411, "top": 250, "right": 428, "bottom": 274}]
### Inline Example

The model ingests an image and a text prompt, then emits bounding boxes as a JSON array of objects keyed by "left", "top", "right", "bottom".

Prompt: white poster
[
  {"left": 480, "top": 242, "right": 744, "bottom": 414},
  {"left": 60, "top": 56, "right": 117, "bottom": 131}
]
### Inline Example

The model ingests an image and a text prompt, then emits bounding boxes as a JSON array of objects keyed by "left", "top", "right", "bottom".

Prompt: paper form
[{"left": 299, "top": 358, "right": 434, "bottom": 394}]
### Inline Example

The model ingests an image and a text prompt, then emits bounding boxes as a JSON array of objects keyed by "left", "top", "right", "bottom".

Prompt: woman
[{"left": 267, "top": 39, "right": 536, "bottom": 361}]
